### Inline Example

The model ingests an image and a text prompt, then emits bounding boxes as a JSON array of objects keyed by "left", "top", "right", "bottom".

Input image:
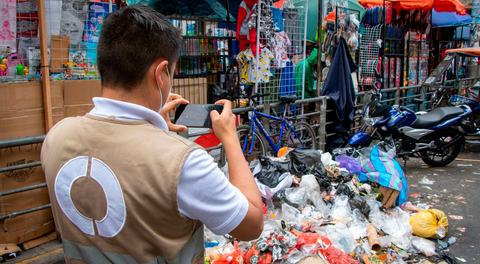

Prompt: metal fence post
[
  {"left": 394, "top": 86, "right": 401, "bottom": 105},
  {"left": 261, "top": 103, "right": 270, "bottom": 130},
  {"left": 317, "top": 97, "right": 328, "bottom": 152},
  {"left": 419, "top": 86, "right": 426, "bottom": 111}
]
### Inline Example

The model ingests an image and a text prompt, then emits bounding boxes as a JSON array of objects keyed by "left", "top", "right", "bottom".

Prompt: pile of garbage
[{"left": 206, "top": 140, "right": 459, "bottom": 264}]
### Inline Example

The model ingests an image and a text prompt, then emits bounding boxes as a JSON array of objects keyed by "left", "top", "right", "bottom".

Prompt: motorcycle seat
[
  {"left": 410, "top": 107, "right": 464, "bottom": 129},
  {"left": 279, "top": 95, "right": 297, "bottom": 104}
]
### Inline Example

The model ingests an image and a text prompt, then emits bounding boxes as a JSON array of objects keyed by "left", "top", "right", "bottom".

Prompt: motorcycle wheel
[{"left": 420, "top": 129, "right": 463, "bottom": 167}]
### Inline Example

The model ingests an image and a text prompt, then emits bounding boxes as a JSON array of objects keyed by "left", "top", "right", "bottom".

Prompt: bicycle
[{"left": 220, "top": 94, "right": 317, "bottom": 164}]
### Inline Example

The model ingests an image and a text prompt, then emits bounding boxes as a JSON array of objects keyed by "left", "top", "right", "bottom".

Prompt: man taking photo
[{"left": 41, "top": 5, "right": 263, "bottom": 264}]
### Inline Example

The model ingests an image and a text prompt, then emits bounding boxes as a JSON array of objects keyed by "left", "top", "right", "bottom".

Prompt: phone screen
[{"left": 174, "top": 104, "right": 224, "bottom": 128}]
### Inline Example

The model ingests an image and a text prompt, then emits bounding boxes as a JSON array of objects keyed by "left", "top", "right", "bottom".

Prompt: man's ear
[{"left": 154, "top": 60, "right": 169, "bottom": 88}]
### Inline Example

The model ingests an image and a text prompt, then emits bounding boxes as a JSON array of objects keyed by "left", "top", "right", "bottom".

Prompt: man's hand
[
  {"left": 160, "top": 93, "right": 188, "bottom": 133},
  {"left": 210, "top": 100, "right": 238, "bottom": 144}
]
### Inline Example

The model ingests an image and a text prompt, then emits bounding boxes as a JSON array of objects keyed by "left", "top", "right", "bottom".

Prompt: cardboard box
[
  {"left": 50, "top": 35, "right": 70, "bottom": 73},
  {"left": 0, "top": 108, "right": 46, "bottom": 141},
  {"left": 0, "top": 82, "right": 44, "bottom": 112},
  {"left": 0, "top": 144, "right": 53, "bottom": 244},
  {"left": 65, "top": 105, "right": 94, "bottom": 117},
  {"left": 63, "top": 80, "right": 101, "bottom": 106},
  {"left": 22, "top": 231, "right": 57, "bottom": 250},
  {"left": 378, "top": 186, "right": 400, "bottom": 208}
]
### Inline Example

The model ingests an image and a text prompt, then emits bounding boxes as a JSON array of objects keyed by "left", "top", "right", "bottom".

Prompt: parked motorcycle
[
  {"left": 412, "top": 86, "right": 480, "bottom": 138},
  {"left": 349, "top": 86, "right": 473, "bottom": 167}
]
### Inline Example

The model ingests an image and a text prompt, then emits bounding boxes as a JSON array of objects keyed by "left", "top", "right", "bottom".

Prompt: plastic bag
[
  {"left": 349, "top": 195, "right": 371, "bottom": 217},
  {"left": 321, "top": 152, "right": 340, "bottom": 167},
  {"left": 411, "top": 236, "right": 437, "bottom": 257},
  {"left": 349, "top": 209, "right": 370, "bottom": 239},
  {"left": 254, "top": 156, "right": 291, "bottom": 187},
  {"left": 318, "top": 245, "right": 360, "bottom": 264},
  {"left": 281, "top": 203, "right": 301, "bottom": 225},
  {"left": 255, "top": 172, "right": 293, "bottom": 200},
  {"left": 326, "top": 223, "right": 356, "bottom": 253},
  {"left": 336, "top": 183, "right": 354, "bottom": 198},
  {"left": 336, "top": 155, "right": 362, "bottom": 174},
  {"left": 330, "top": 195, "right": 352, "bottom": 223},
  {"left": 410, "top": 209, "right": 449, "bottom": 239},
  {"left": 274, "top": 187, "right": 308, "bottom": 209},
  {"left": 284, "top": 248, "right": 305, "bottom": 264},
  {"left": 309, "top": 190, "right": 331, "bottom": 217},
  {"left": 296, "top": 233, "right": 332, "bottom": 250},
  {"left": 300, "top": 174, "right": 320, "bottom": 194}
]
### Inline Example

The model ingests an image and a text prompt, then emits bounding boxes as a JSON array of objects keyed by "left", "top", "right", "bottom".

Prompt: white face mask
[{"left": 155, "top": 64, "right": 172, "bottom": 113}]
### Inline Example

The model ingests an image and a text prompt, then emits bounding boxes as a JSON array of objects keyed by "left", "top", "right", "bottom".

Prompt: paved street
[{"left": 403, "top": 145, "right": 480, "bottom": 263}]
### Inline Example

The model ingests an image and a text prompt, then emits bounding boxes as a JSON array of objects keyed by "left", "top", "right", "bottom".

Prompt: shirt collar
[{"left": 89, "top": 97, "right": 169, "bottom": 131}]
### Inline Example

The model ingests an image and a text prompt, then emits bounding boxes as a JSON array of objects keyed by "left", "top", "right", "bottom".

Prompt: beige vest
[{"left": 41, "top": 115, "right": 204, "bottom": 264}]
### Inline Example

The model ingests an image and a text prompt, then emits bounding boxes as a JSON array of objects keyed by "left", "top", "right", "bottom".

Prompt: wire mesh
[
  {"left": 236, "top": 0, "right": 308, "bottom": 105},
  {"left": 358, "top": 24, "right": 382, "bottom": 87}
]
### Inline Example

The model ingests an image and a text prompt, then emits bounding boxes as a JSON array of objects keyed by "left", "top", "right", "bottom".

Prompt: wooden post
[{"left": 37, "top": 0, "right": 53, "bottom": 132}]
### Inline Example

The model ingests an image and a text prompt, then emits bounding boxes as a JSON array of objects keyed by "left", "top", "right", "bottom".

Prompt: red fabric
[
  {"left": 237, "top": 0, "right": 258, "bottom": 52},
  {"left": 236, "top": 7, "right": 248, "bottom": 40},
  {"left": 359, "top": 0, "right": 466, "bottom": 15},
  {"left": 386, "top": 6, "right": 392, "bottom": 24},
  {"left": 194, "top": 134, "right": 221, "bottom": 153}
]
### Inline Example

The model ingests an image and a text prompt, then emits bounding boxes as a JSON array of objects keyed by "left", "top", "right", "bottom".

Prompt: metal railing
[{"left": 0, "top": 135, "right": 49, "bottom": 220}]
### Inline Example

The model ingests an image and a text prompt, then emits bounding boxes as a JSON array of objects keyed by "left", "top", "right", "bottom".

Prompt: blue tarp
[
  {"left": 432, "top": 8, "right": 472, "bottom": 28},
  {"left": 359, "top": 144, "right": 409, "bottom": 207}
]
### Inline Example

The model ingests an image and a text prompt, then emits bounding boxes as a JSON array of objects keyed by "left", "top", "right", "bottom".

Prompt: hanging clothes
[
  {"left": 321, "top": 37, "right": 357, "bottom": 150},
  {"left": 270, "top": 6, "right": 284, "bottom": 31},
  {"left": 271, "top": 31, "right": 291, "bottom": 68},
  {"left": 237, "top": 47, "right": 274, "bottom": 85},
  {"left": 247, "top": 1, "right": 275, "bottom": 55},
  {"left": 280, "top": 61, "right": 297, "bottom": 113},
  {"left": 294, "top": 48, "right": 318, "bottom": 99},
  {"left": 236, "top": 0, "right": 257, "bottom": 52}
]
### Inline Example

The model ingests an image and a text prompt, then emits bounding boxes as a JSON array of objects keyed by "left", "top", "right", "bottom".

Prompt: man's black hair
[{"left": 97, "top": 5, "right": 182, "bottom": 91}]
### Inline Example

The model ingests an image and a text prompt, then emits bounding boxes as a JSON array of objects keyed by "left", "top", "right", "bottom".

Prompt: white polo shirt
[{"left": 89, "top": 97, "right": 249, "bottom": 235}]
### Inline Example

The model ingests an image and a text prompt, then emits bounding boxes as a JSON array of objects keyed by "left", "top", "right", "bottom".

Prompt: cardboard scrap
[
  {"left": 0, "top": 244, "right": 21, "bottom": 255},
  {"left": 378, "top": 186, "right": 400, "bottom": 208}
]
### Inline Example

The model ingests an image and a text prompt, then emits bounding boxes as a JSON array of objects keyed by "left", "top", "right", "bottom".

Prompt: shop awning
[
  {"left": 358, "top": 0, "right": 466, "bottom": 15},
  {"left": 445, "top": 47, "right": 480, "bottom": 57},
  {"left": 432, "top": 8, "right": 472, "bottom": 27}
]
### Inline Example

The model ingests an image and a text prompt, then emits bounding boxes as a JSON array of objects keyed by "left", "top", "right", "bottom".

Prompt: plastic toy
[
  {"left": 17, "top": 64, "right": 24, "bottom": 75},
  {"left": 24, "top": 66, "right": 29, "bottom": 76}
]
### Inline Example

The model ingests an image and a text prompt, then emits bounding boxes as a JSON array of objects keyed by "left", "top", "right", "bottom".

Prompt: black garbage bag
[
  {"left": 349, "top": 195, "right": 370, "bottom": 217},
  {"left": 254, "top": 156, "right": 291, "bottom": 188},
  {"left": 312, "top": 162, "right": 328, "bottom": 178},
  {"left": 428, "top": 252, "right": 459, "bottom": 264},
  {"left": 336, "top": 170, "right": 353, "bottom": 183},
  {"left": 317, "top": 178, "right": 333, "bottom": 193},
  {"left": 207, "top": 83, "right": 229, "bottom": 104},
  {"left": 289, "top": 149, "right": 322, "bottom": 176},
  {"left": 336, "top": 183, "right": 353, "bottom": 198}
]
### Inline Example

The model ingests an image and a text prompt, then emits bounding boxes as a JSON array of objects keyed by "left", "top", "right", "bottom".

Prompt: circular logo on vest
[{"left": 54, "top": 156, "right": 126, "bottom": 237}]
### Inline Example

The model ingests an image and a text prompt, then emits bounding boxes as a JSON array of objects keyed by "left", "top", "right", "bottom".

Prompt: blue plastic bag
[{"left": 336, "top": 155, "right": 362, "bottom": 174}]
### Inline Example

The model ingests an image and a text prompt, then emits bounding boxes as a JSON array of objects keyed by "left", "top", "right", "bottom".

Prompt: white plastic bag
[
  {"left": 411, "top": 236, "right": 436, "bottom": 256},
  {"left": 255, "top": 172, "right": 293, "bottom": 200}
]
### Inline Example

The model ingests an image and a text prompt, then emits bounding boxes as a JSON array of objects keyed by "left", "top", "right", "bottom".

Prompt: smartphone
[{"left": 174, "top": 104, "right": 224, "bottom": 128}]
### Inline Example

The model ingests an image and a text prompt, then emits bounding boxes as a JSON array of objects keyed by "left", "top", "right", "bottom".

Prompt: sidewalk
[{"left": 10, "top": 241, "right": 64, "bottom": 264}]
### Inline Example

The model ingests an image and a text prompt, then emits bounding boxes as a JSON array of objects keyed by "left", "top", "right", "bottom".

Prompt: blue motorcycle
[{"left": 349, "top": 87, "right": 472, "bottom": 167}]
